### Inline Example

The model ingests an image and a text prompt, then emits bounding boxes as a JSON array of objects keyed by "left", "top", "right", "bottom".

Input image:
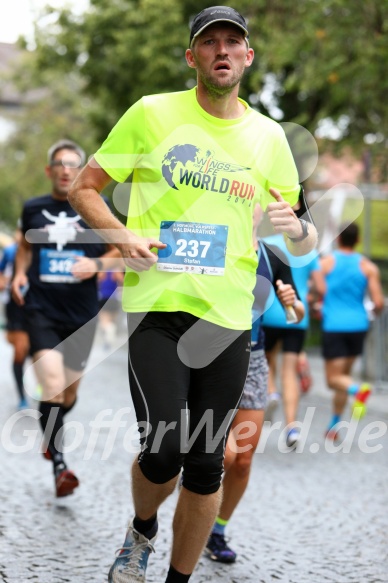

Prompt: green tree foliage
[
  {"left": 33, "top": 0, "right": 206, "bottom": 140},
  {"left": 0, "top": 59, "right": 99, "bottom": 225},
  {"left": 250, "top": 0, "right": 387, "bottom": 149},
  {"left": 1, "top": 0, "right": 387, "bottom": 227},
  {"left": 31, "top": 0, "right": 387, "bottom": 148}
]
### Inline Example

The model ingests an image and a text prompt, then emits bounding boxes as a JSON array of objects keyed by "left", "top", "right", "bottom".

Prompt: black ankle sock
[
  {"left": 165, "top": 565, "right": 191, "bottom": 582},
  {"left": 39, "top": 401, "right": 65, "bottom": 468},
  {"left": 62, "top": 398, "right": 77, "bottom": 415},
  {"left": 133, "top": 514, "right": 158, "bottom": 540},
  {"left": 13, "top": 362, "right": 25, "bottom": 400}
]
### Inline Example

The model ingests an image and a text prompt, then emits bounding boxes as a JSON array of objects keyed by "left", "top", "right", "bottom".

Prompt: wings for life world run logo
[{"left": 161, "top": 144, "right": 256, "bottom": 203}]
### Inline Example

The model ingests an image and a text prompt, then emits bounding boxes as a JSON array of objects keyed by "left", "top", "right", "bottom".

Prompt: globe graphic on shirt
[{"left": 161, "top": 144, "right": 200, "bottom": 190}]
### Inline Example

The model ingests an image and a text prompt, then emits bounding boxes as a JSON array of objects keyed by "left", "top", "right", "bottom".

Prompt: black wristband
[{"left": 288, "top": 219, "right": 309, "bottom": 242}]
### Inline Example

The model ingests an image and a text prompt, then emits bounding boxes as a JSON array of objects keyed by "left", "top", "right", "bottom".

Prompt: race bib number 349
[
  {"left": 157, "top": 221, "right": 228, "bottom": 276},
  {"left": 39, "top": 249, "right": 84, "bottom": 283}
]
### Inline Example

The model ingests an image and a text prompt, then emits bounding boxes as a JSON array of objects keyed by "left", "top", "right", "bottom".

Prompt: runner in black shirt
[{"left": 12, "top": 139, "right": 120, "bottom": 497}]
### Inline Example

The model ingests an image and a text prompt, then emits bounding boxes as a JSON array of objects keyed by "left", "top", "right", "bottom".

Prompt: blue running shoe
[
  {"left": 108, "top": 522, "right": 156, "bottom": 582},
  {"left": 18, "top": 398, "right": 29, "bottom": 411},
  {"left": 286, "top": 428, "right": 300, "bottom": 449},
  {"left": 205, "top": 532, "right": 236, "bottom": 563}
]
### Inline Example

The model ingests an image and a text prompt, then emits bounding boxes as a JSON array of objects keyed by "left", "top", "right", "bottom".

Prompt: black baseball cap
[{"left": 189, "top": 6, "right": 249, "bottom": 46}]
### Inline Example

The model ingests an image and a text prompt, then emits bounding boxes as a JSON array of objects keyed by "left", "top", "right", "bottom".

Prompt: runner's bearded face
[
  {"left": 191, "top": 24, "right": 251, "bottom": 93},
  {"left": 47, "top": 149, "right": 82, "bottom": 199}
]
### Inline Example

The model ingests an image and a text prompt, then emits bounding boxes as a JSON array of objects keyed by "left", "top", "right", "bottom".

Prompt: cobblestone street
[{"left": 1, "top": 328, "right": 387, "bottom": 583}]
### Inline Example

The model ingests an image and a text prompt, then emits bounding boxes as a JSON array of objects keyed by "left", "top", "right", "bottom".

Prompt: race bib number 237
[{"left": 157, "top": 221, "right": 228, "bottom": 276}]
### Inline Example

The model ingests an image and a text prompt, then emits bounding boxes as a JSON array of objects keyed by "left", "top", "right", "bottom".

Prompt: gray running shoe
[
  {"left": 264, "top": 392, "right": 281, "bottom": 423},
  {"left": 108, "top": 522, "right": 156, "bottom": 583}
]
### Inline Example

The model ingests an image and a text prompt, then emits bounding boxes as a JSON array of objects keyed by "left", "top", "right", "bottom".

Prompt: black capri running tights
[{"left": 127, "top": 311, "right": 251, "bottom": 495}]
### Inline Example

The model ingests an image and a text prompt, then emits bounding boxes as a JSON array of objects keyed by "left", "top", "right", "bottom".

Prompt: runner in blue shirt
[
  {"left": 0, "top": 230, "right": 29, "bottom": 410},
  {"left": 320, "top": 222, "right": 384, "bottom": 440}
]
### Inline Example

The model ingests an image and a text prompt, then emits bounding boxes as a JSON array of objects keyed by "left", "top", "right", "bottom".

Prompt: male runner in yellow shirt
[{"left": 69, "top": 6, "right": 317, "bottom": 582}]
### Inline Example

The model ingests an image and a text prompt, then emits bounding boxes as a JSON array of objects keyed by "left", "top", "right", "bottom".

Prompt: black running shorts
[
  {"left": 26, "top": 309, "right": 97, "bottom": 371},
  {"left": 322, "top": 331, "right": 367, "bottom": 359},
  {"left": 263, "top": 326, "right": 306, "bottom": 354},
  {"left": 127, "top": 311, "right": 251, "bottom": 495},
  {"left": 5, "top": 299, "right": 28, "bottom": 332}
]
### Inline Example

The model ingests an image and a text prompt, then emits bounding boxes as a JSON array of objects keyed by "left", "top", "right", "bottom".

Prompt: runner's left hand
[
  {"left": 276, "top": 279, "right": 297, "bottom": 308},
  {"left": 267, "top": 188, "right": 303, "bottom": 239}
]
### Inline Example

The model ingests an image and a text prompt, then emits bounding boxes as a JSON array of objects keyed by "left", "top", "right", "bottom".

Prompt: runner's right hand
[
  {"left": 11, "top": 273, "right": 29, "bottom": 306},
  {"left": 117, "top": 236, "right": 167, "bottom": 272}
]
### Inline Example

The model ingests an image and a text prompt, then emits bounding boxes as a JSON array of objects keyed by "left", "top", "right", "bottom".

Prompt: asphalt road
[{"left": 1, "top": 327, "right": 387, "bottom": 583}]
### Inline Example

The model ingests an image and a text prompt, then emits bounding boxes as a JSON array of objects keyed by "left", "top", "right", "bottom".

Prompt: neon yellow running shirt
[{"left": 94, "top": 88, "right": 299, "bottom": 330}]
